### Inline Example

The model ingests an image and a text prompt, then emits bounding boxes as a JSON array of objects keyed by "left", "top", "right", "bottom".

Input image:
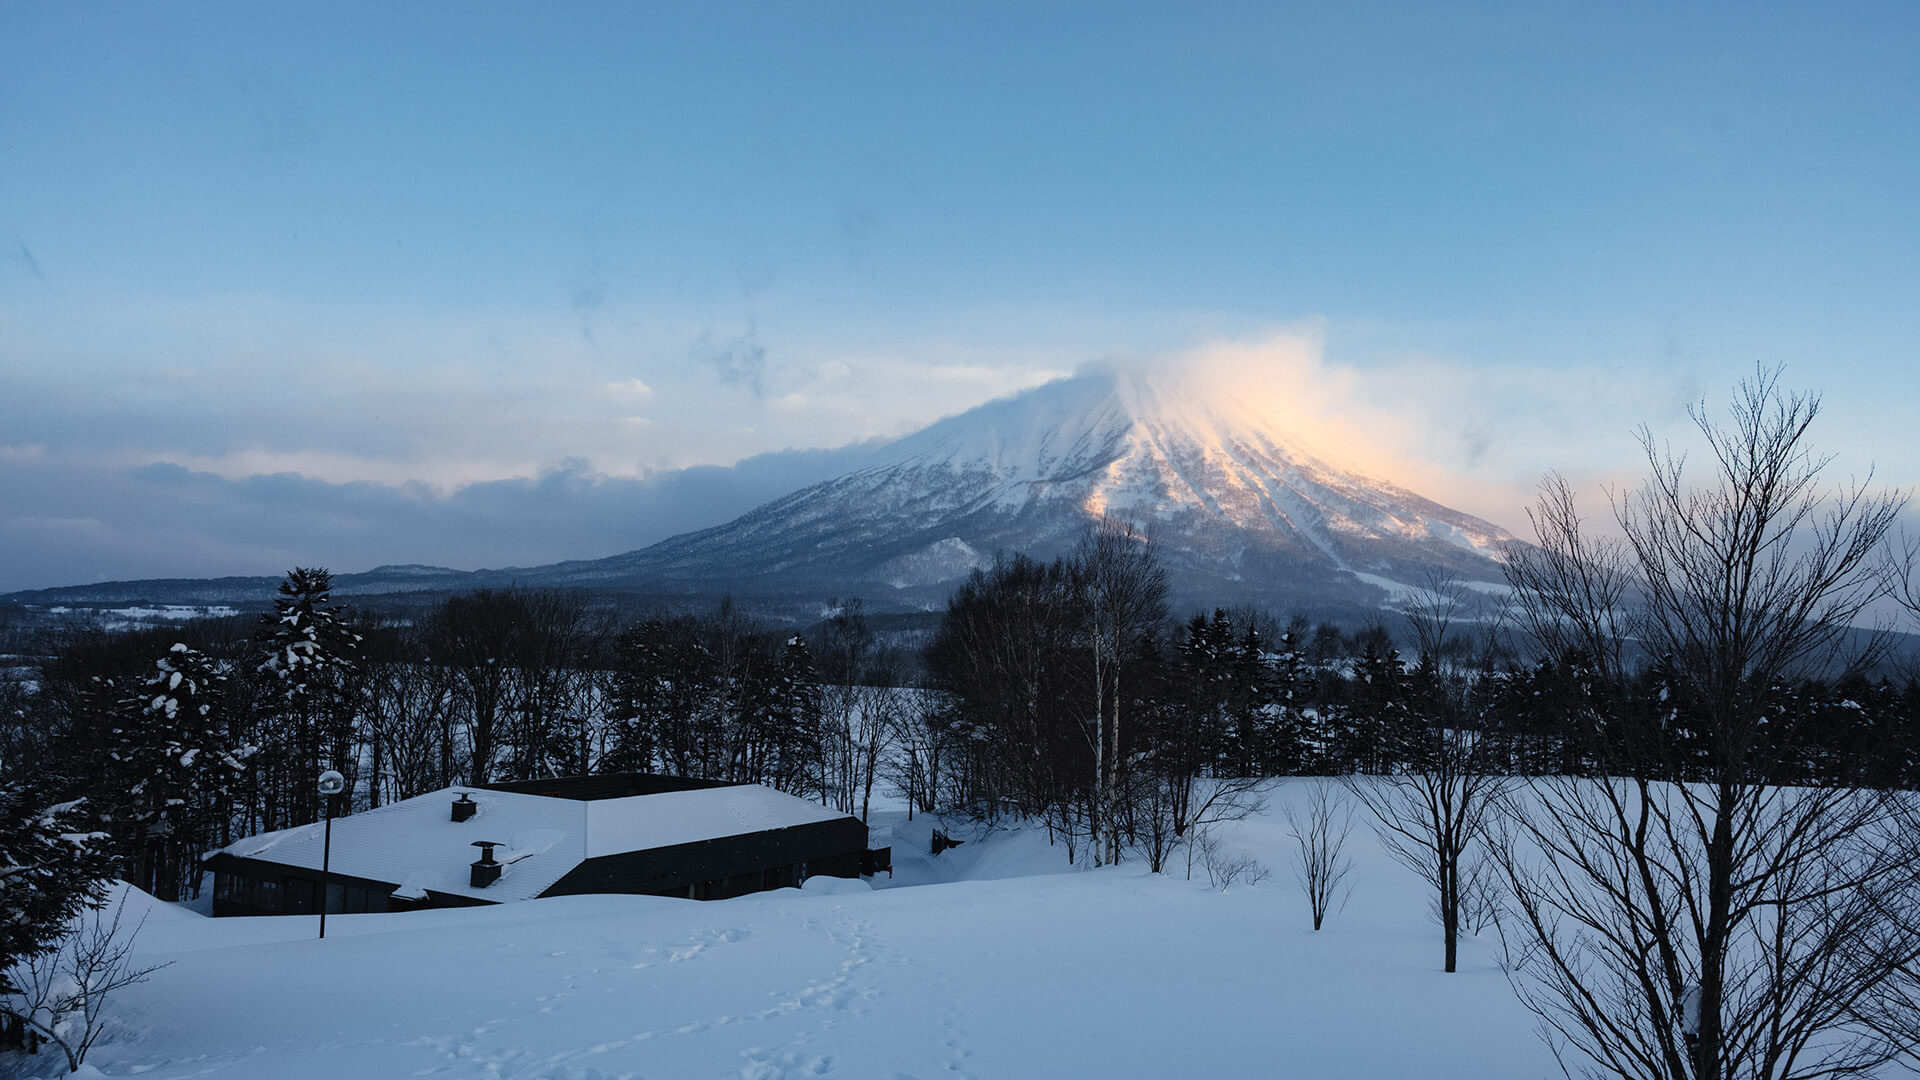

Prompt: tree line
[{"left": 3, "top": 541, "right": 1917, "bottom": 908}]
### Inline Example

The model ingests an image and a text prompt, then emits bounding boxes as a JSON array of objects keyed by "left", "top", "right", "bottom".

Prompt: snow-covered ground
[{"left": 15, "top": 781, "right": 1556, "bottom": 1079}]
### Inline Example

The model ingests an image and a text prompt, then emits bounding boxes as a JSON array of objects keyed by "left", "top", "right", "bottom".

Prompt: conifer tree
[
  {"left": 255, "top": 568, "right": 362, "bottom": 823},
  {"left": 108, "top": 644, "right": 251, "bottom": 900},
  {"left": 752, "top": 636, "right": 822, "bottom": 797},
  {"left": 1270, "top": 622, "right": 1313, "bottom": 773},
  {"left": 1174, "top": 611, "right": 1236, "bottom": 772},
  {"left": 1230, "top": 620, "right": 1277, "bottom": 772},
  {"left": 1344, "top": 633, "right": 1407, "bottom": 774},
  {"left": 0, "top": 786, "right": 116, "bottom": 996}
]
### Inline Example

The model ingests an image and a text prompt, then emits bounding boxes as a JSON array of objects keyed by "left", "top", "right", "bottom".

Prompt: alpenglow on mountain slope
[{"left": 530, "top": 366, "right": 1517, "bottom": 614}]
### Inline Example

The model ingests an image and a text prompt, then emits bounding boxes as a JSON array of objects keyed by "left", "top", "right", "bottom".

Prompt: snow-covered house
[{"left": 203, "top": 775, "right": 869, "bottom": 916}]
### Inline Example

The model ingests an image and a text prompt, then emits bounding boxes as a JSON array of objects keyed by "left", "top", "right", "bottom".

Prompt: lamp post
[{"left": 317, "top": 770, "right": 345, "bottom": 939}]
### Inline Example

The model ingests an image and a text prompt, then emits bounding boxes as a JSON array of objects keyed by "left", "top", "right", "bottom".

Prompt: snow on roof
[
  {"left": 219, "top": 788, "right": 585, "bottom": 904},
  {"left": 584, "top": 784, "right": 850, "bottom": 859},
  {"left": 216, "top": 783, "right": 852, "bottom": 904}
]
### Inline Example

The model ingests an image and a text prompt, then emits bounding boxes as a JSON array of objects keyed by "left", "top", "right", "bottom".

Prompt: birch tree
[{"left": 1077, "top": 518, "right": 1167, "bottom": 866}]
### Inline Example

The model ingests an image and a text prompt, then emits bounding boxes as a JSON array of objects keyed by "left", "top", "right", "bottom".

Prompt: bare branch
[{"left": 1284, "top": 781, "right": 1355, "bottom": 931}]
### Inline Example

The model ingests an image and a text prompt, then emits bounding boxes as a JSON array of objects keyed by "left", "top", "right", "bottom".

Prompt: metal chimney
[
  {"left": 470, "top": 840, "right": 504, "bottom": 888},
  {"left": 452, "top": 792, "right": 478, "bottom": 823}
]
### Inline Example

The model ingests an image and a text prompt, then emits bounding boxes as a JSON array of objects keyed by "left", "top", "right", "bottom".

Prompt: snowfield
[{"left": 25, "top": 781, "right": 1557, "bottom": 1080}]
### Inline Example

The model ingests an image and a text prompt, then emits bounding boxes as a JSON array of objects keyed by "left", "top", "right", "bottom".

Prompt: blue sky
[{"left": 3, "top": 3, "right": 1917, "bottom": 591}]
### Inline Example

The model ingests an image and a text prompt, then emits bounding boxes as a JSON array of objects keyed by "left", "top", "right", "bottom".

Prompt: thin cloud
[
  {"left": 691, "top": 324, "right": 768, "bottom": 397},
  {"left": 597, "top": 377, "right": 655, "bottom": 402}
]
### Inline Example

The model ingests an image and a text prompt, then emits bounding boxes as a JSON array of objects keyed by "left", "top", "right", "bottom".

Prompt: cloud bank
[
  {"left": 6, "top": 286, "right": 1890, "bottom": 594},
  {"left": 0, "top": 445, "right": 884, "bottom": 593}
]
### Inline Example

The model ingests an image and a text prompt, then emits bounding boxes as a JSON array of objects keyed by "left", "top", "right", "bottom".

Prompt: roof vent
[
  {"left": 452, "top": 793, "right": 478, "bottom": 823},
  {"left": 470, "top": 840, "right": 504, "bottom": 889}
]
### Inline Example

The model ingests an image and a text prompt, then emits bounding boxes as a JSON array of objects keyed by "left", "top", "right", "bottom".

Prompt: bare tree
[
  {"left": 851, "top": 685, "right": 900, "bottom": 822},
  {"left": 500, "top": 591, "right": 600, "bottom": 781},
  {"left": 923, "top": 552, "right": 1086, "bottom": 827},
  {"left": 1455, "top": 843, "right": 1505, "bottom": 937},
  {"left": 1502, "top": 472, "right": 1638, "bottom": 694},
  {"left": 1132, "top": 770, "right": 1184, "bottom": 874},
  {"left": 888, "top": 688, "right": 952, "bottom": 820},
  {"left": 1493, "top": 779, "right": 1919, "bottom": 1080},
  {"left": 1343, "top": 566, "right": 1515, "bottom": 970},
  {"left": 1495, "top": 367, "right": 1916, "bottom": 1080},
  {"left": 3, "top": 897, "right": 168, "bottom": 1074},
  {"left": 1128, "top": 771, "right": 1268, "bottom": 875},
  {"left": 425, "top": 590, "right": 525, "bottom": 787},
  {"left": 816, "top": 600, "right": 903, "bottom": 822},
  {"left": 363, "top": 658, "right": 463, "bottom": 802},
  {"left": 1344, "top": 725, "right": 1508, "bottom": 972},
  {"left": 1192, "top": 827, "right": 1271, "bottom": 891},
  {"left": 1406, "top": 567, "right": 1473, "bottom": 674},
  {"left": 1154, "top": 776, "right": 1266, "bottom": 878},
  {"left": 1284, "top": 781, "right": 1355, "bottom": 931},
  {"left": 820, "top": 683, "right": 901, "bottom": 821}
]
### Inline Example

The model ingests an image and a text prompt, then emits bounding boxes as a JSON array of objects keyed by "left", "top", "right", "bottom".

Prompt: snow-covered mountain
[
  {"left": 530, "top": 366, "right": 1516, "bottom": 615},
  {"left": 3, "top": 367, "right": 1517, "bottom": 618}
]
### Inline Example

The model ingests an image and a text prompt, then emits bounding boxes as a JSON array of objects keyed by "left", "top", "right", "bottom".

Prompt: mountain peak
[
  {"left": 540, "top": 365, "right": 1518, "bottom": 616},
  {"left": 852, "top": 365, "right": 1510, "bottom": 567}
]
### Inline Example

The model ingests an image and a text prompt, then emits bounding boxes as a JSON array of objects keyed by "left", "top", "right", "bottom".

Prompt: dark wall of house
[
  {"left": 480, "top": 773, "right": 737, "bottom": 801},
  {"left": 203, "top": 853, "right": 408, "bottom": 917},
  {"left": 544, "top": 817, "right": 868, "bottom": 901}
]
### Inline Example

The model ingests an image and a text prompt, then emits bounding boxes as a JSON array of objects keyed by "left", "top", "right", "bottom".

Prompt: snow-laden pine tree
[
  {"left": 254, "top": 568, "right": 362, "bottom": 825},
  {"left": 0, "top": 787, "right": 115, "bottom": 994},
  {"left": 107, "top": 643, "right": 252, "bottom": 901},
  {"left": 750, "top": 636, "right": 822, "bottom": 798}
]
